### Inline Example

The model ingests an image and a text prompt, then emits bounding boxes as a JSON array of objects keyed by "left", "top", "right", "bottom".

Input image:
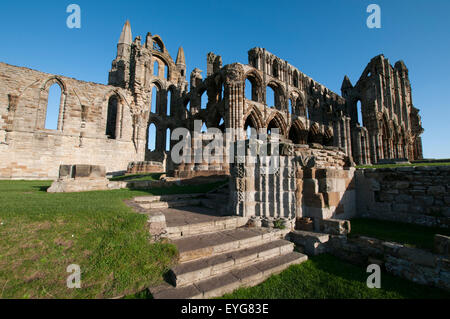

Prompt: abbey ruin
[{"left": 0, "top": 21, "right": 424, "bottom": 180}]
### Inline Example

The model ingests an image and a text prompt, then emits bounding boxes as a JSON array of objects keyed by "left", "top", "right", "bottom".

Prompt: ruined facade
[{"left": 0, "top": 21, "right": 424, "bottom": 179}]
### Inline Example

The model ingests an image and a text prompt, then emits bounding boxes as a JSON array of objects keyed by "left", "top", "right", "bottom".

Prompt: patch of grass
[
  {"left": 0, "top": 180, "right": 223, "bottom": 299},
  {"left": 273, "top": 219, "right": 286, "bottom": 230},
  {"left": 220, "top": 254, "right": 450, "bottom": 299},
  {"left": 109, "top": 173, "right": 164, "bottom": 182},
  {"left": 349, "top": 218, "right": 450, "bottom": 250},
  {"left": 356, "top": 162, "right": 450, "bottom": 169}
]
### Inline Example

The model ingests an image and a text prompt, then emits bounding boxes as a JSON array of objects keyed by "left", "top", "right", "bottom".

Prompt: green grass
[
  {"left": 349, "top": 218, "right": 450, "bottom": 250},
  {"left": 0, "top": 180, "right": 224, "bottom": 299},
  {"left": 109, "top": 173, "right": 164, "bottom": 182},
  {"left": 356, "top": 162, "right": 450, "bottom": 169},
  {"left": 220, "top": 254, "right": 450, "bottom": 299}
]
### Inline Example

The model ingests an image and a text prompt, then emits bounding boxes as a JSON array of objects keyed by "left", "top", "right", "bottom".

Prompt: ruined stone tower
[{"left": 0, "top": 21, "right": 423, "bottom": 179}]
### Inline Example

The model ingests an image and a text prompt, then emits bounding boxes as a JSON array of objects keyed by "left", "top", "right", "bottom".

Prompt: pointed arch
[
  {"left": 147, "top": 123, "right": 157, "bottom": 151},
  {"left": 167, "top": 86, "right": 175, "bottom": 117},
  {"left": 266, "top": 81, "right": 285, "bottom": 110},
  {"left": 153, "top": 60, "right": 159, "bottom": 77},
  {"left": 244, "top": 107, "right": 264, "bottom": 130},
  {"left": 266, "top": 112, "right": 287, "bottom": 137},
  {"left": 323, "top": 127, "right": 334, "bottom": 146},
  {"left": 152, "top": 35, "right": 166, "bottom": 53},
  {"left": 292, "top": 70, "right": 299, "bottom": 88},
  {"left": 244, "top": 71, "right": 263, "bottom": 102},
  {"left": 307, "top": 123, "right": 323, "bottom": 144},
  {"left": 45, "top": 84, "right": 62, "bottom": 130},
  {"left": 150, "top": 81, "right": 163, "bottom": 114},
  {"left": 288, "top": 120, "right": 308, "bottom": 145},
  {"left": 39, "top": 77, "right": 67, "bottom": 131}
]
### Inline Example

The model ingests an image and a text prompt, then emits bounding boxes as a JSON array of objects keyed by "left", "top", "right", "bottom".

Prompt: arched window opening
[
  {"left": 266, "top": 86, "right": 276, "bottom": 108},
  {"left": 167, "top": 89, "right": 172, "bottom": 116},
  {"left": 218, "top": 84, "right": 224, "bottom": 101},
  {"left": 186, "top": 100, "right": 191, "bottom": 113},
  {"left": 105, "top": 95, "right": 118, "bottom": 139},
  {"left": 45, "top": 84, "right": 62, "bottom": 130},
  {"left": 289, "top": 124, "right": 307, "bottom": 145},
  {"left": 153, "top": 39, "right": 163, "bottom": 52},
  {"left": 166, "top": 128, "right": 171, "bottom": 152},
  {"left": 164, "top": 64, "right": 169, "bottom": 80},
  {"left": 201, "top": 122, "right": 207, "bottom": 133},
  {"left": 293, "top": 72, "right": 299, "bottom": 87},
  {"left": 308, "top": 124, "right": 322, "bottom": 144},
  {"left": 200, "top": 91, "right": 207, "bottom": 110},
  {"left": 297, "top": 98, "right": 306, "bottom": 117},
  {"left": 244, "top": 116, "right": 256, "bottom": 139},
  {"left": 151, "top": 86, "right": 158, "bottom": 113},
  {"left": 245, "top": 79, "right": 253, "bottom": 101},
  {"left": 324, "top": 129, "right": 334, "bottom": 146},
  {"left": 272, "top": 61, "right": 279, "bottom": 78},
  {"left": 357, "top": 100, "right": 363, "bottom": 126},
  {"left": 267, "top": 118, "right": 280, "bottom": 136},
  {"left": 218, "top": 118, "right": 225, "bottom": 132},
  {"left": 288, "top": 99, "right": 293, "bottom": 114},
  {"left": 153, "top": 61, "right": 159, "bottom": 77},
  {"left": 147, "top": 123, "right": 156, "bottom": 151}
]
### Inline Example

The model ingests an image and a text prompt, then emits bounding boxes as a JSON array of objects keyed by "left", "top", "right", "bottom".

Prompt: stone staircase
[{"left": 130, "top": 184, "right": 309, "bottom": 299}]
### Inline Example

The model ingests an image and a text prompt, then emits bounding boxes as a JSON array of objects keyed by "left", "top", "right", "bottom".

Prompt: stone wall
[
  {"left": 0, "top": 63, "right": 141, "bottom": 179},
  {"left": 356, "top": 166, "right": 450, "bottom": 228},
  {"left": 230, "top": 142, "right": 356, "bottom": 223},
  {"left": 327, "top": 235, "right": 450, "bottom": 291}
]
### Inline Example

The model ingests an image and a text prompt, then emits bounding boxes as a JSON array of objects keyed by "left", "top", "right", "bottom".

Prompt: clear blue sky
[{"left": 1, "top": 0, "right": 449, "bottom": 158}]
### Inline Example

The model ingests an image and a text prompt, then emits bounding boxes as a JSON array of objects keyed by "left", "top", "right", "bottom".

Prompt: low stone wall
[
  {"left": 289, "top": 229, "right": 450, "bottom": 291},
  {"left": 356, "top": 166, "right": 450, "bottom": 228},
  {"left": 327, "top": 235, "right": 450, "bottom": 291},
  {"left": 127, "top": 161, "right": 164, "bottom": 174},
  {"left": 47, "top": 164, "right": 112, "bottom": 193}
]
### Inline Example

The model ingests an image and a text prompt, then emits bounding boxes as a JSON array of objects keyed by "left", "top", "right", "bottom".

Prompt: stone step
[
  {"left": 166, "top": 216, "right": 248, "bottom": 239},
  {"left": 134, "top": 193, "right": 204, "bottom": 203},
  {"left": 152, "top": 252, "right": 307, "bottom": 299},
  {"left": 139, "top": 199, "right": 202, "bottom": 210},
  {"left": 204, "top": 193, "right": 229, "bottom": 201},
  {"left": 172, "top": 228, "right": 290, "bottom": 263},
  {"left": 169, "top": 239, "right": 294, "bottom": 287},
  {"left": 199, "top": 199, "right": 229, "bottom": 213}
]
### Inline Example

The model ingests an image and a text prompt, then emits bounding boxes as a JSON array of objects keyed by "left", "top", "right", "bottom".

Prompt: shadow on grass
[
  {"left": 349, "top": 218, "right": 450, "bottom": 251},
  {"left": 33, "top": 185, "right": 50, "bottom": 192}
]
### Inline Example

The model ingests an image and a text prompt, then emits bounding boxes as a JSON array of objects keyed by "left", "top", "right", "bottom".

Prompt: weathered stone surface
[
  {"left": 327, "top": 234, "right": 449, "bottom": 291},
  {"left": 356, "top": 166, "right": 450, "bottom": 229},
  {"left": 289, "top": 230, "right": 329, "bottom": 255},
  {"left": 435, "top": 234, "right": 450, "bottom": 256}
]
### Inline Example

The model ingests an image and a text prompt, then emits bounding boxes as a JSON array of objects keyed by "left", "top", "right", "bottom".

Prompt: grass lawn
[
  {"left": 221, "top": 254, "right": 450, "bottom": 299},
  {"left": 356, "top": 162, "right": 450, "bottom": 169},
  {"left": 349, "top": 218, "right": 450, "bottom": 251},
  {"left": 0, "top": 180, "right": 224, "bottom": 299}
]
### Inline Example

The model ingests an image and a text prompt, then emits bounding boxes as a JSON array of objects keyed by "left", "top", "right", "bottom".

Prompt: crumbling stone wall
[
  {"left": 230, "top": 142, "right": 357, "bottom": 223},
  {"left": 327, "top": 235, "right": 450, "bottom": 291},
  {"left": 0, "top": 63, "right": 139, "bottom": 179},
  {"left": 0, "top": 21, "right": 424, "bottom": 179},
  {"left": 356, "top": 166, "right": 450, "bottom": 228},
  {"left": 342, "top": 55, "right": 424, "bottom": 164}
]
